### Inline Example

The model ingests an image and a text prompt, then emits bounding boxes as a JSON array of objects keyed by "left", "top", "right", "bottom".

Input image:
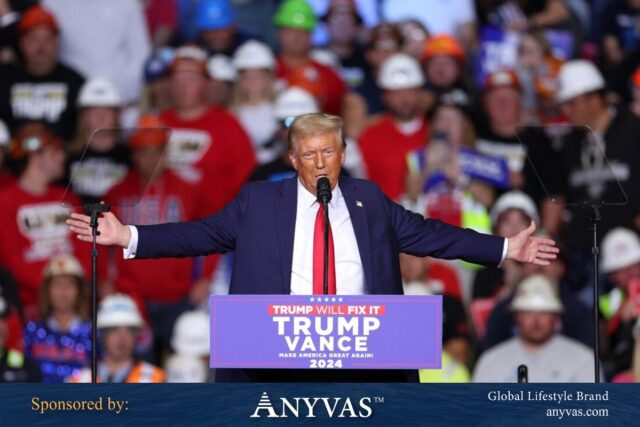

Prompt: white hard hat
[
  {"left": 377, "top": 53, "right": 425, "bottom": 90},
  {"left": 171, "top": 311, "right": 210, "bottom": 356},
  {"left": 77, "top": 77, "right": 122, "bottom": 108},
  {"left": 601, "top": 228, "right": 640, "bottom": 273},
  {"left": 510, "top": 274, "right": 563, "bottom": 313},
  {"left": 274, "top": 87, "right": 319, "bottom": 120},
  {"left": 490, "top": 190, "right": 540, "bottom": 226},
  {"left": 165, "top": 354, "right": 208, "bottom": 383},
  {"left": 556, "top": 60, "right": 605, "bottom": 103},
  {"left": 97, "top": 294, "right": 144, "bottom": 329},
  {"left": 232, "top": 40, "right": 275, "bottom": 71},
  {"left": 207, "top": 54, "right": 237, "bottom": 81},
  {"left": 43, "top": 254, "right": 84, "bottom": 280},
  {"left": 0, "top": 119, "right": 9, "bottom": 147}
]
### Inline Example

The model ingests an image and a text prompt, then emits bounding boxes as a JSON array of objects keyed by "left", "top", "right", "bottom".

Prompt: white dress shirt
[
  {"left": 290, "top": 180, "right": 365, "bottom": 295},
  {"left": 124, "top": 179, "right": 508, "bottom": 289}
]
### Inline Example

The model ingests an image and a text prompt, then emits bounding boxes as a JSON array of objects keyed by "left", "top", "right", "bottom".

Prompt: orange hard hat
[
  {"left": 129, "top": 115, "right": 169, "bottom": 149},
  {"left": 422, "top": 34, "right": 465, "bottom": 63},
  {"left": 18, "top": 5, "right": 59, "bottom": 35}
]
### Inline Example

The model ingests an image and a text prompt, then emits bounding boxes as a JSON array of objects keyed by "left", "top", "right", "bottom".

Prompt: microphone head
[{"left": 316, "top": 176, "right": 332, "bottom": 204}]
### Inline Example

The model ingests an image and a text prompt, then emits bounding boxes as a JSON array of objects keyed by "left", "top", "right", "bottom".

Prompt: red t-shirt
[
  {"left": 358, "top": 115, "right": 429, "bottom": 200},
  {"left": 0, "top": 183, "right": 88, "bottom": 310},
  {"left": 104, "top": 170, "right": 219, "bottom": 303},
  {"left": 276, "top": 58, "right": 347, "bottom": 116},
  {"left": 160, "top": 107, "right": 256, "bottom": 213}
]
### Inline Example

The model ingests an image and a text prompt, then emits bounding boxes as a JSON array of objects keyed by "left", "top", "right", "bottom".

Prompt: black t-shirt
[
  {"left": 475, "top": 125, "right": 562, "bottom": 206},
  {"left": 335, "top": 46, "right": 368, "bottom": 91},
  {"left": 0, "top": 62, "right": 85, "bottom": 140},
  {"left": 64, "top": 144, "right": 131, "bottom": 205},
  {"left": 558, "top": 108, "right": 640, "bottom": 250}
]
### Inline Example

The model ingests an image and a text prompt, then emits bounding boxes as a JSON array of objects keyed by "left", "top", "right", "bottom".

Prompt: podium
[{"left": 209, "top": 295, "right": 442, "bottom": 380}]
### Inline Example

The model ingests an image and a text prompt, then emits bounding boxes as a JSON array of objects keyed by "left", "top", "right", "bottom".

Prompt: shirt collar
[{"left": 296, "top": 177, "right": 341, "bottom": 210}]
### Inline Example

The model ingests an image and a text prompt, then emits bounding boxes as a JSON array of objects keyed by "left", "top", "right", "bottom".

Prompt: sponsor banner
[
  {"left": 1, "top": 384, "right": 638, "bottom": 426},
  {"left": 209, "top": 295, "right": 442, "bottom": 370}
]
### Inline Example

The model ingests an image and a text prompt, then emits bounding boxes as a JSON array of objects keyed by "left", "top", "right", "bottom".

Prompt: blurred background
[{"left": 0, "top": 0, "right": 639, "bottom": 384}]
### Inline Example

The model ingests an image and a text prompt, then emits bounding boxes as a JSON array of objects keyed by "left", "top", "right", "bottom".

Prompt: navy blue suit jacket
[
  {"left": 135, "top": 176, "right": 504, "bottom": 382},
  {"left": 136, "top": 176, "right": 505, "bottom": 293}
]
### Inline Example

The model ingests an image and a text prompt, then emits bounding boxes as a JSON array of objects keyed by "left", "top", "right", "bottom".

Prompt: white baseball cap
[
  {"left": 556, "top": 60, "right": 605, "bottom": 103},
  {"left": 377, "top": 53, "right": 425, "bottom": 90},
  {"left": 77, "top": 78, "right": 122, "bottom": 108},
  {"left": 43, "top": 254, "right": 85, "bottom": 280},
  {"left": 601, "top": 228, "right": 640, "bottom": 273},
  {"left": 490, "top": 191, "right": 540, "bottom": 226},
  {"left": 232, "top": 40, "right": 276, "bottom": 71},
  {"left": 510, "top": 274, "right": 563, "bottom": 313}
]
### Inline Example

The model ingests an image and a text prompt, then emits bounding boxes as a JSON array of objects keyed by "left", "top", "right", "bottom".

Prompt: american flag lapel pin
[{"left": 356, "top": 201, "right": 363, "bottom": 207}]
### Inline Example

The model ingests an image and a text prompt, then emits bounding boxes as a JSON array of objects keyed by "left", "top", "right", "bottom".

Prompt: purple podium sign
[{"left": 209, "top": 295, "right": 442, "bottom": 370}]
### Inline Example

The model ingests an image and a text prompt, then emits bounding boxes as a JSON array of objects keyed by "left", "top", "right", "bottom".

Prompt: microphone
[
  {"left": 316, "top": 177, "right": 331, "bottom": 295},
  {"left": 517, "top": 365, "right": 528, "bottom": 383},
  {"left": 316, "top": 177, "right": 332, "bottom": 205}
]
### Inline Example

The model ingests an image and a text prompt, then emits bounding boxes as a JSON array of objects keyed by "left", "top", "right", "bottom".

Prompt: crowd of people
[{"left": 0, "top": 0, "right": 639, "bottom": 383}]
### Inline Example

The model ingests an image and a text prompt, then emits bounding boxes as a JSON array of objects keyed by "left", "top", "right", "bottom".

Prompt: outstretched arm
[{"left": 67, "top": 210, "right": 131, "bottom": 248}]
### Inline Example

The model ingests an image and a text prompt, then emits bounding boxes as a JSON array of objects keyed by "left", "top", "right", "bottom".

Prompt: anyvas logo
[{"left": 250, "top": 392, "right": 377, "bottom": 418}]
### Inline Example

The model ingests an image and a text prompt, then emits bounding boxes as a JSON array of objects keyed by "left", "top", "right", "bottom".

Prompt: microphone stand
[
  {"left": 517, "top": 365, "right": 528, "bottom": 383},
  {"left": 84, "top": 202, "right": 111, "bottom": 384},
  {"left": 588, "top": 203, "right": 602, "bottom": 383},
  {"left": 322, "top": 200, "right": 329, "bottom": 295}
]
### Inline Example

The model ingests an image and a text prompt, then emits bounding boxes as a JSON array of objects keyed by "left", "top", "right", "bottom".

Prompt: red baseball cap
[
  {"left": 10, "top": 124, "right": 62, "bottom": 159},
  {"left": 18, "top": 5, "right": 59, "bottom": 35}
]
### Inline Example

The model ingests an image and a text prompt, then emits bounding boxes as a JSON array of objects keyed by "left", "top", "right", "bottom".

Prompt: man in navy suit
[{"left": 68, "top": 113, "right": 558, "bottom": 382}]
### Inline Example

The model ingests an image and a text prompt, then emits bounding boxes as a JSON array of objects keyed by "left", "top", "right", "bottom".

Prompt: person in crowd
[
  {"left": 69, "top": 294, "right": 164, "bottom": 383},
  {"left": 403, "top": 91, "right": 501, "bottom": 228},
  {"left": 483, "top": 233, "right": 593, "bottom": 350},
  {"left": 0, "top": 291, "right": 41, "bottom": 382},
  {"left": 599, "top": 228, "right": 640, "bottom": 379},
  {"left": 274, "top": 0, "right": 347, "bottom": 116},
  {"left": 66, "top": 78, "right": 130, "bottom": 205},
  {"left": 42, "top": 0, "right": 150, "bottom": 112},
  {"left": 473, "top": 274, "right": 595, "bottom": 382},
  {"left": 555, "top": 60, "right": 640, "bottom": 294},
  {"left": 475, "top": 69, "right": 562, "bottom": 234},
  {"left": 322, "top": 0, "right": 367, "bottom": 91},
  {"left": 0, "top": 5, "right": 84, "bottom": 140},
  {"left": 401, "top": 253, "right": 471, "bottom": 383},
  {"left": 602, "top": 0, "right": 640, "bottom": 69},
  {"left": 231, "top": 40, "right": 279, "bottom": 165},
  {"left": 159, "top": 45, "right": 255, "bottom": 212},
  {"left": 165, "top": 353, "right": 208, "bottom": 383},
  {"left": 473, "top": 191, "right": 541, "bottom": 301},
  {"left": 359, "top": 53, "right": 429, "bottom": 200},
  {"left": 23, "top": 254, "right": 91, "bottom": 383},
  {"left": 206, "top": 54, "right": 236, "bottom": 108},
  {"left": 140, "top": 48, "right": 175, "bottom": 115},
  {"left": 169, "top": 310, "right": 211, "bottom": 382},
  {"left": 0, "top": 0, "right": 39, "bottom": 63},
  {"left": 0, "top": 123, "right": 86, "bottom": 321},
  {"left": 249, "top": 87, "right": 319, "bottom": 182},
  {"left": 421, "top": 34, "right": 470, "bottom": 99},
  {"left": 103, "top": 115, "right": 218, "bottom": 361},
  {"left": 196, "top": 0, "right": 251, "bottom": 57},
  {"left": 398, "top": 19, "right": 430, "bottom": 60}
]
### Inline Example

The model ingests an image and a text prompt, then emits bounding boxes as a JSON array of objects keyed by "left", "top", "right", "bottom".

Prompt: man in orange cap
[
  {"left": 0, "top": 5, "right": 84, "bottom": 140},
  {"left": 103, "top": 115, "right": 219, "bottom": 360},
  {"left": 421, "top": 34, "right": 468, "bottom": 97},
  {"left": 0, "top": 123, "right": 87, "bottom": 321}
]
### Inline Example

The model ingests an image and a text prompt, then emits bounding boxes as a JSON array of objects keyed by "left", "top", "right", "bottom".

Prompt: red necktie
[{"left": 313, "top": 204, "right": 336, "bottom": 294}]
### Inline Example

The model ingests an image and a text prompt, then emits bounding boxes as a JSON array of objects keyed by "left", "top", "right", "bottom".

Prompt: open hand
[
  {"left": 66, "top": 209, "right": 131, "bottom": 248},
  {"left": 506, "top": 222, "right": 559, "bottom": 266}
]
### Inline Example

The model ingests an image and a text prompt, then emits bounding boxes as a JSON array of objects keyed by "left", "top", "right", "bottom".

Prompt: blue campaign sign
[{"left": 209, "top": 295, "right": 443, "bottom": 370}]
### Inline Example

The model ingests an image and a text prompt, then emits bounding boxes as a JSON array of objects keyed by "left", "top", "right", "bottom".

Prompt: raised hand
[
  {"left": 506, "top": 222, "right": 559, "bottom": 266},
  {"left": 66, "top": 210, "right": 131, "bottom": 248}
]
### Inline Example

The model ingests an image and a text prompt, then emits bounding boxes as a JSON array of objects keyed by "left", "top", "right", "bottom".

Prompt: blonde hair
[{"left": 288, "top": 113, "right": 345, "bottom": 152}]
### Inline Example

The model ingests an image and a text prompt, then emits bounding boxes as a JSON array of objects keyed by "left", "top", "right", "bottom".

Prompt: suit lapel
[
  {"left": 341, "top": 178, "right": 374, "bottom": 294},
  {"left": 275, "top": 177, "right": 298, "bottom": 294}
]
